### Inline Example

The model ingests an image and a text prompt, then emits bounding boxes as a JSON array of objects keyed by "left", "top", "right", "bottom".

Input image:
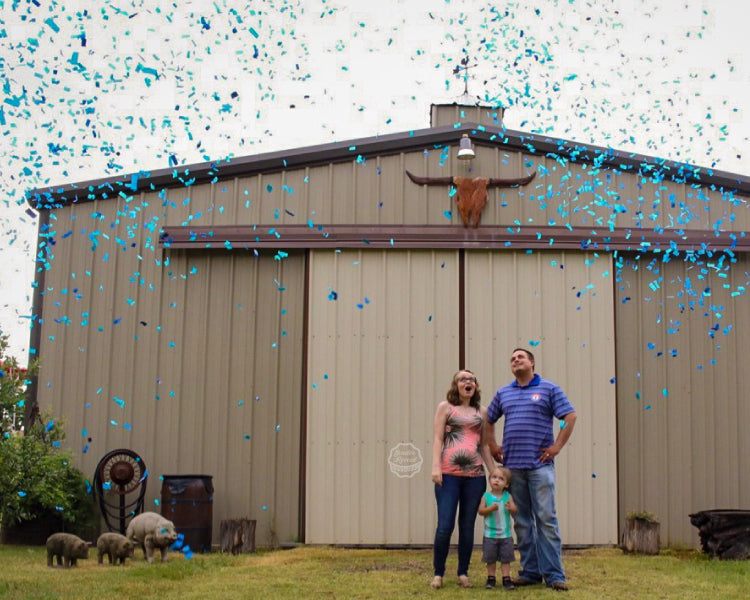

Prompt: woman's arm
[
  {"left": 479, "top": 406, "right": 496, "bottom": 472},
  {"left": 432, "top": 401, "right": 450, "bottom": 485}
]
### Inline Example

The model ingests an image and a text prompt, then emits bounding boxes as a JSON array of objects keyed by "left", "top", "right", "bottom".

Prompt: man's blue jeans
[
  {"left": 510, "top": 465, "right": 565, "bottom": 585},
  {"left": 433, "top": 474, "right": 486, "bottom": 577}
]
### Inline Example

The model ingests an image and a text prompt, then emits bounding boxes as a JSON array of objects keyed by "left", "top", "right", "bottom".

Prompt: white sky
[{"left": 1, "top": 0, "right": 748, "bottom": 364}]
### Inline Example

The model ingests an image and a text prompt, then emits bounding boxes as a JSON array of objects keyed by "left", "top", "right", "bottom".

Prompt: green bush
[
  {"left": 0, "top": 413, "right": 95, "bottom": 531},
  {"left": 0, "top": 332, "right": 95, "bottom": 534}
]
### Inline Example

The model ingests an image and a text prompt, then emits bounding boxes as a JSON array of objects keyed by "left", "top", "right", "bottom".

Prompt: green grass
[{"left": 0, "top": 544, "right": 748, "bottom": 599}]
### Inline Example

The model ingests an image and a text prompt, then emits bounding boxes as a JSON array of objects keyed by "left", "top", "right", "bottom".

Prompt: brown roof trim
[
  {"left": 28, "top": 122, "right": 750, "bottom": 209},
  {"left": 158, "top": 224, "right": 750, "bottom": 254}
]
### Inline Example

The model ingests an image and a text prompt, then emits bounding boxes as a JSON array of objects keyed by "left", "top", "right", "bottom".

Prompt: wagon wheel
[
  {"left": 97, "top": 449, "right": 145, "bottom": 494},
  {"left": 93, "top": 449, "right": 148, "bottom": 534}
]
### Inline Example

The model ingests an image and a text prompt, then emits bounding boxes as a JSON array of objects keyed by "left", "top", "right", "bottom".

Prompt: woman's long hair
[{"left": 446, "top": 369, "right": 481, "bottom": 409}]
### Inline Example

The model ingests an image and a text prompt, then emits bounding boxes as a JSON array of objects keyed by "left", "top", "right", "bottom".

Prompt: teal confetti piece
[{"left": 135, "top": 63, "right": 159, "bottom": 78}]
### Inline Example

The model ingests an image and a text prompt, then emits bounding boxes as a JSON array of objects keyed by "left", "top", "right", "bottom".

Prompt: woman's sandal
[
  {"left": 457, "top": 575, "right": 472, "bottom": 588},
  {"left": 430, "top": 576, "right": 443, "bottom": 589}
]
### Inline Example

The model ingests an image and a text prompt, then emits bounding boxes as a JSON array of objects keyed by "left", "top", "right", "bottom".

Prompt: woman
[{"left": 430, "top": 369, "right": 494, "bottom": 589}]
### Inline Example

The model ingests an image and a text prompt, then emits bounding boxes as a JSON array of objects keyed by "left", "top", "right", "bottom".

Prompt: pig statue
[
  {"left": 46, "top": 532, "right": 90, "bottom": 568},
  {"left": 126, "top": 512, "right": 179, "bottom": 563},
  {"left": 96, "top": 532, "right": 135, "bottom": 565}
]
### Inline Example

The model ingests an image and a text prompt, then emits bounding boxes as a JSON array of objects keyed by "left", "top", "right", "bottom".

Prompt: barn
[{"left": 25, "top": 101, "right": 750, "bottom": 549}]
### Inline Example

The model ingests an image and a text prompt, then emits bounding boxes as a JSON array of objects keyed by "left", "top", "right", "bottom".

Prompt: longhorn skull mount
[{"left": 405, "top": 170, "right": 536, "bottom": 228}]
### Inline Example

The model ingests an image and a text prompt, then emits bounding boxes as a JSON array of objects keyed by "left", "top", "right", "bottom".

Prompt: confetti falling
[{"left": 1, "top": 1, "right": 750, "bottom": 548}]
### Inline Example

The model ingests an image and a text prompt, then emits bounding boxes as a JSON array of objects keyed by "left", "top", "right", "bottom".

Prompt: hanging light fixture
[{"left": 457, "top": 133, "right": 475, "bottom": 160}]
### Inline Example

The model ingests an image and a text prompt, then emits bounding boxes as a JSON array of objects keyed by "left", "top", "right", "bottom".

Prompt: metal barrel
[{"left": 160, "top": 475, "right": 213, "bottom": 553}]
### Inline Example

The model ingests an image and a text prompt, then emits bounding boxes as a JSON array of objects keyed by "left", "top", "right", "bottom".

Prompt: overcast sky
[{"left": 1, "top": 0, "right": 748, "bottom": 363}]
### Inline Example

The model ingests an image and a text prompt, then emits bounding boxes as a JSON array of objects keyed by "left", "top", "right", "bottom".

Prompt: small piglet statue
[
  {"left": 96, "top": 532, "right": 135, "bottom": 565},
  {"left": 46, "top": 532, "right": 90, "bottom": 568}
]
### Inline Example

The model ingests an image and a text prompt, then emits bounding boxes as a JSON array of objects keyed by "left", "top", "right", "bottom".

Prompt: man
[{"left": 486, "top": 348, "right": 577, "bottom": 591}]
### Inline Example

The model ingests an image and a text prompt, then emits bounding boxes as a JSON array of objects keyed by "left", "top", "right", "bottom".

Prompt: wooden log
[
  {"left": 622, "top": 517, "right": 660, "bottom": 555},
  {"left": 219, "top": 519, "right": 256, "bottom": 554},
  {"left": 689, "top": 510, "right": 750, "bottom": 559}
]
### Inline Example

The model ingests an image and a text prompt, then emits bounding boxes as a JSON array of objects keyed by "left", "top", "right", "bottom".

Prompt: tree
[{"left": 0, "top": 332, "right": 33, "bottom": 437}]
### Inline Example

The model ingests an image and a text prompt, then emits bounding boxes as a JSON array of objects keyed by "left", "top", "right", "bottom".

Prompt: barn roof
[{"left": 26, "top": 116, "right": 750, "bottom": 210}]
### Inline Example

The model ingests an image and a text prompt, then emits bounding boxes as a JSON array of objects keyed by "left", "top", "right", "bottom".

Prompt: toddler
[{"left": 477, "top": 466, "right": 518, "bottom": 589}]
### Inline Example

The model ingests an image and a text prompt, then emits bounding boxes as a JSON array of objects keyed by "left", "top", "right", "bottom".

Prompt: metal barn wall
[
  {"left": 152, "top": 151, "right": 749, "bottom": 235},
  {"left": 464, "top": 250, "right": 618, "bottom": 545},
  {"left": 305, "top": 249, "right": 459, "bottom": 544},
  {"left": 35, "top": 191, "right": 305, "bottom": 546},
  {"left": 615, "top": 252, "right": 750, "bottom": 547},
  {"left": 32, "top": 103, "right": 750, "bottom": 552}
]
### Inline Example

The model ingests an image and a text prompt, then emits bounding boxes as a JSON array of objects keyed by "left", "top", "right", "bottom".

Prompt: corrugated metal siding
[
  {"left": 152, "top": 148, "right": 750, "bottom": 235},
  {"left": 615, "top": 252, "right": 750, "bottom": 547},
  {"left": 430, "top": 104, "right": 504, "bottom": 128},
  {"left": 305, "top": 248, "right": 618, "bottom": 546},
  {"left": 305, "top": 249, "right": 459, "bottom": 544},
  {"left": 464, "top": 250, "right": 618, "bottom": 545},
  {"left": 35, "top": 194, "right": 304, "bottom": 546}
]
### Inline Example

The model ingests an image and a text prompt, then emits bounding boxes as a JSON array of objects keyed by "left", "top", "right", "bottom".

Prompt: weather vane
[{"left": 452, "top": 54, "right": 477, "bottom": 96}]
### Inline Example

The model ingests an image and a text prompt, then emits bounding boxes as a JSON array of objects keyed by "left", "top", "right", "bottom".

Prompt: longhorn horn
[
  {"left": 405, "top": 170, "right": 454, "bottom": 186},
  {"left": 487, "top": 172, "right": 536, "bottom": 187}
]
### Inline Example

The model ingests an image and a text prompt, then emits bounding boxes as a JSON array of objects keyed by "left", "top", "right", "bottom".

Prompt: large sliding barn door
[
  {"left": 464, "top": 250, "right": 618, "bottom": 545},
  {"left": 305, "top": 248, "right": 618, "bottom": 546},
  {"left": 306, "top": 249, "right": 459, "bottom": 544}
]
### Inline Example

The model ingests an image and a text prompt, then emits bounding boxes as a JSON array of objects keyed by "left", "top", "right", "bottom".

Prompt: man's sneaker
[
  {"left": 512, "top": 577, "right": 541, "bottom": 587},
  {"left": 485, "top": 576, "right": 496, "bottom": 589},
  {"left": 550, "top": 581, "right": 569, "bottom": 591}
]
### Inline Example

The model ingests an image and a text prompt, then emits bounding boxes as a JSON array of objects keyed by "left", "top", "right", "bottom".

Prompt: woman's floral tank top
[{"left": 440, "top": 405, "right": 485, "bottom": 477}]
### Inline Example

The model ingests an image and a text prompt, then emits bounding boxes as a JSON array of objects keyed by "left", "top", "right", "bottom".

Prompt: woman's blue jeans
[
  {"left": 433, "top": 474, "right": 486, "bottom": 577},
  {"left": 510, "top": 464, "right": 565, "bottom": 585}
]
